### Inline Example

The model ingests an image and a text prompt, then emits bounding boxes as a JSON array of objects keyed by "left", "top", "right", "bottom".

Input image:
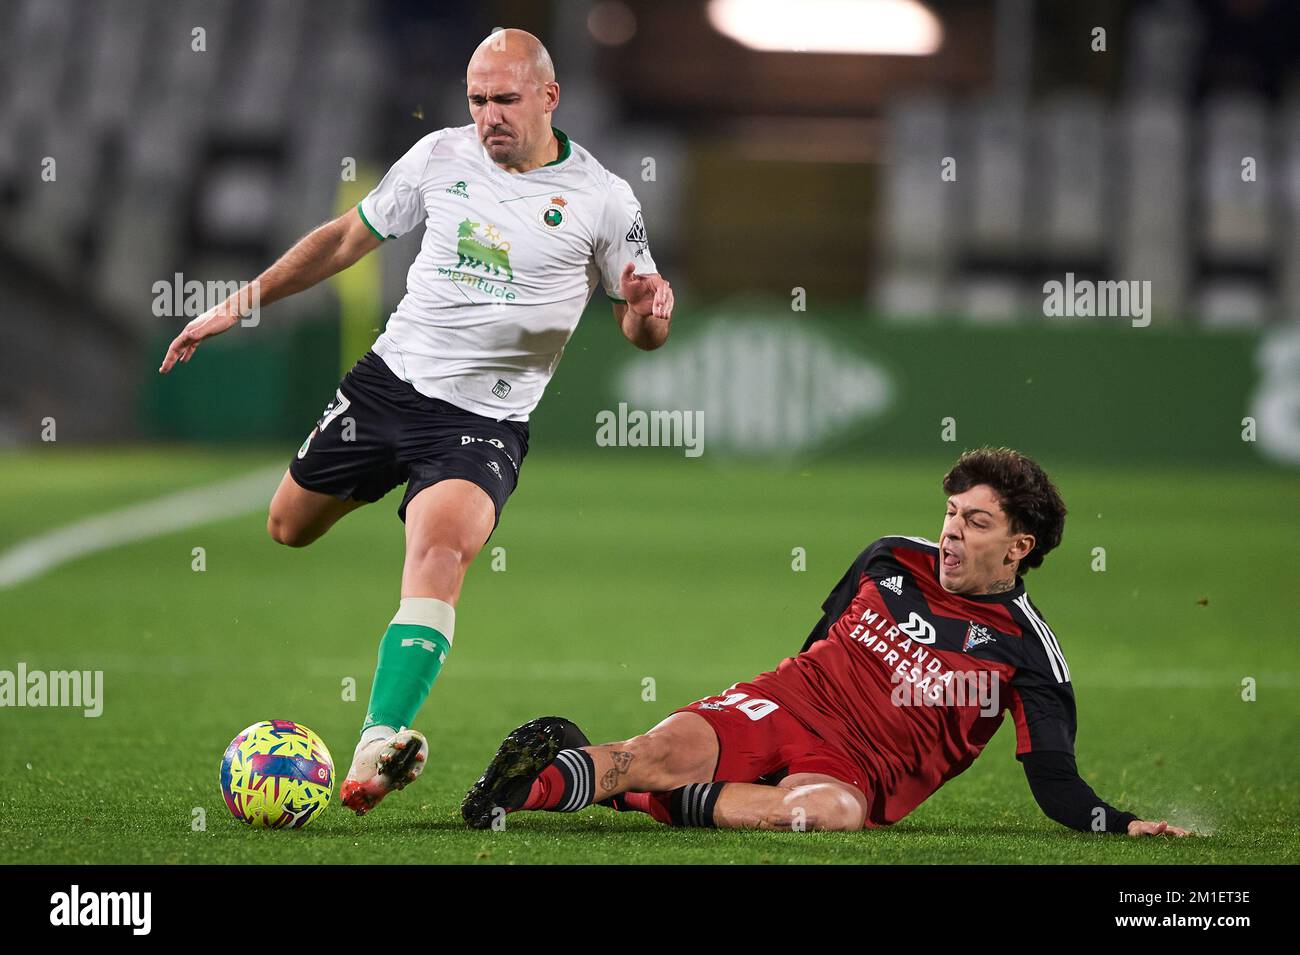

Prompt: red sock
[
  {"left": 637, "top": 791, "right": 673, "bottom": 825},
  {"left": 521, "top": 763, "right": 564, "bottom": 810}
]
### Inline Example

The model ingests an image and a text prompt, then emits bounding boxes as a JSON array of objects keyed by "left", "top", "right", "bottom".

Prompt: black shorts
[{"left": 288, "top": 350, "right": 529, "bottom": 527}]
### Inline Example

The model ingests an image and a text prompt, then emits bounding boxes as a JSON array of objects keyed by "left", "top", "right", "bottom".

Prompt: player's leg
[
  {"left": 463, "top": 711, "right": 718, "bottom": 828},
  {"left": 710, "top": 773, "right": 868, "bottom": 831},
  {"left": 602, "top": 685, "right": 871, "bottom": 830},
  {"left": 397, "top": 478, "right": 496, "bottom": 603},
  {"left": 342, "top": 479, "right": 496, "bottom": 814},
  {"left": 265, "top": 468, "right": 369, "bottom": 547},
  {"left": 540, "top": 711, "right": 720, "bottom": 808},
  {"left": 464, "top": 710, "right": 866, "bottom": 830},
  {"left": 272, "top": 353, "right": 402, "bottom": 548},
  {"left": 609, "top": 774, "right": 868, "bottom": 832}
]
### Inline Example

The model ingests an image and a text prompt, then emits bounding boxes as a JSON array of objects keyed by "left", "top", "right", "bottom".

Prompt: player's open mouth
[{"left": 941, "top": 546, "right": 961, "bottom": 569}]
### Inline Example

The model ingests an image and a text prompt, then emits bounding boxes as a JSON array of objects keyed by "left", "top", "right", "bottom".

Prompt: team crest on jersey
[
  {"left": 456, "top": 219, "right": 514, "bottom": 281},
  {"left": 446, "top": 180, "right": 470, "bottom": 198},
  {"left": 538, "top": 196, "right": 567, "bottom": 230},
  {"left": 963, "top": 621, "right": 996, "bottom": 651}
]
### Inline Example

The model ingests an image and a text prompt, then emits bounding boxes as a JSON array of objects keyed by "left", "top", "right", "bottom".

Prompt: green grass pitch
[{"left": 1, "top": 447, "right": 1296, "bottom": 864}]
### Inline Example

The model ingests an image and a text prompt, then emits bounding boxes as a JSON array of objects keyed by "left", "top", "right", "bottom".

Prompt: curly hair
[{"left": 942, "top": 448, "right": 1067, "bottom": 574}]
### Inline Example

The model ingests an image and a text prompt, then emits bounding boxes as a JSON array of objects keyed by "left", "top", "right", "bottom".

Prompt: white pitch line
[{"left": 0, "top": 463, "right": 286, "bottom": 590}]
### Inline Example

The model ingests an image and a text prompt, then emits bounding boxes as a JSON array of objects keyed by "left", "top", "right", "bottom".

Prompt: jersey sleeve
[
  {"left": 1021, "top": 750, "right": 1139, "bottom": 834},
  {"left": 799, "top": 541, "right": 882, "bottom": 652},
  {"left": 1008, "top": 598, "right": 1077, "bottom": 757},
  {"left": 357, "top": 132, "right": 440, "bottom": 241},
  {"left": 1008, "top": 663, "right": 1077, "bottom": 756},
  {"left": 595, "top": 176, "right": 657, "bottom": 301}
]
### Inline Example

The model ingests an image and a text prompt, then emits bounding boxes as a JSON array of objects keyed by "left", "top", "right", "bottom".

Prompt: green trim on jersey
[
  {"left": 608, "top": 294, "right": 628, "bottom": 303},
  {"left": 357, "top": 201, "right": 388, "bottom": 242},
  {"left": 544, "top": 127, "right": 572, "bottom": 167}
]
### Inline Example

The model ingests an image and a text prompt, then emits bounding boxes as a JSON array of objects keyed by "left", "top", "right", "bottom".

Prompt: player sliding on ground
[
  {"left": 158, "top": 28, "right": 673, "bottom": 814},
  {"left": 464, "top": 449, "right": 1193, "bottom": 837}
]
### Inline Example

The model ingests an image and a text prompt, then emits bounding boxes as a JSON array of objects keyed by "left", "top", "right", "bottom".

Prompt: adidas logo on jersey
[{"left": 878, "top": 575, "right": 904, "bottom": 595}]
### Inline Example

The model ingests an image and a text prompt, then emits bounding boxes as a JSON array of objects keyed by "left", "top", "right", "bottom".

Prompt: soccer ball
[{"left": 219, "top": 719, "right": 334, "bottom": 829}]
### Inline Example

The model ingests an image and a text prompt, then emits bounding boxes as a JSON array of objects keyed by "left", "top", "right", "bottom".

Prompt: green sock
[{"left": 362, "top": 597, "right": 455, "bottom": 732}]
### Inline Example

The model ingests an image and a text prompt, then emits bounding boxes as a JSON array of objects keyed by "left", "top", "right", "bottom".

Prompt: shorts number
[
  {"left": 714, "top": 691, "right": 779, "bottom": 721},
  {"left": 318, "top": 389, "right": 352, "bottom": 432},
  {"left": 299, "top": 389, "right": 352, "bottom": 459}
]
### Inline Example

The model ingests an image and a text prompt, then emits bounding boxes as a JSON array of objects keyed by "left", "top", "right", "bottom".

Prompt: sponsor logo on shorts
[
  {"left": 485, "top": 460, "right": 502, "bottom": 480},
  {"left": 462, "top": 435, "right": 505, "bottom": 450},
  {"left": 461, "top": 435, "right": 518, "bottom": 472}
]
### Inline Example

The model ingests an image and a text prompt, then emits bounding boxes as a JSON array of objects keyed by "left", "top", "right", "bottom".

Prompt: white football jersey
[{"left": 358, "top": 123, "right": 657, "bottom": 421}]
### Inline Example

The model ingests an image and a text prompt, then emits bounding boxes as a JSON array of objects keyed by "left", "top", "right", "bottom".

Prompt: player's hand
[
  {"left": 158, "top": 305, "right": 241, "bottom": 373},
  {"left": 619, "top": 263, "right": 673, "bottom": 321},
  {"left": 1127, "top": 819, "right": 1195, "bottom": 837}
]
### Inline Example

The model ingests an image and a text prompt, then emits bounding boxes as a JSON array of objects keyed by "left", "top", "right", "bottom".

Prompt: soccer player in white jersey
[{"left": 158, "top": 29, "right": 674, "bottom": 814}]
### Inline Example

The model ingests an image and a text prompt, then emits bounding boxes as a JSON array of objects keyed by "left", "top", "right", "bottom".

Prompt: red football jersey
[{"left": 747, "top": 536, "right": 1076, "bottom": 827}]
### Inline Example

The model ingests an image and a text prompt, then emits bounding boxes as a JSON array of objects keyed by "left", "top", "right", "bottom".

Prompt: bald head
[
  {"left": 468, "top": 28, "right": 555, "bottom": 85},
  {"left": 466, "top": 28, "right": 561, "bottom": 173}
]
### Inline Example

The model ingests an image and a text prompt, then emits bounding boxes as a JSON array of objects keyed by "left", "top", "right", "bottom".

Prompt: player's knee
[
  {"left": 267, "top": 512, "right": 312, "bottom": 548},
  {"left": 783, "top": 785, "right": 865, "bottom": 831}
]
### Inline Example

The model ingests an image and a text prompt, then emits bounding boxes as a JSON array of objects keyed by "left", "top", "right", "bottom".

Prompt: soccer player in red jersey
[{"left": 463, "top": 448, "right": 1193, "bottom": 837}]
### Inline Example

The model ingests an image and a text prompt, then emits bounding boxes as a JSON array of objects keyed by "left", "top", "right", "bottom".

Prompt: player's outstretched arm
[
  {"left": 612, "top": 262, "right": 673, "bottom": 350},
  {"left": 1020, "top": 750, "right": 1195, "bottom": 837},
  {"left": 158, "top": 206, "right": 381, "bottom": 373}
]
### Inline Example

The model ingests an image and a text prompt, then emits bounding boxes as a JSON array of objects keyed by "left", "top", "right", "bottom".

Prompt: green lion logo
[{"left": 456, "top": 219, "right": 514, "bottom": 281}]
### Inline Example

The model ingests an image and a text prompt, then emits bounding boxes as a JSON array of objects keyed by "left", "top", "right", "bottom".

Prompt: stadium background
[{"left": 1, "top": 0, "right": 1296, "bottom": 864}]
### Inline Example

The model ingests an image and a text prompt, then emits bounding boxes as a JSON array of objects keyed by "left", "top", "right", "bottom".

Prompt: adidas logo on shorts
[{"left": 878, "top": 575, "right": 904, "bottom": 595}]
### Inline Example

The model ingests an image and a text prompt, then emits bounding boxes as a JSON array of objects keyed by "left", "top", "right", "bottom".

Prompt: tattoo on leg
[{"left": 600, "top": 750, "right": 635, "bottom": 793}]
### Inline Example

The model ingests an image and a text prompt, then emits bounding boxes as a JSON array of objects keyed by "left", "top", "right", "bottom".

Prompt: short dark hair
[{"left": 942, "top": 448, "right": 1066, "bottom": 575}]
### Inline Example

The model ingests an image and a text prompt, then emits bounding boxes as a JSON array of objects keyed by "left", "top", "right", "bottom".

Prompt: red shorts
[{"left": 673, "top": 681, "right": 872, "bottom": 798}]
